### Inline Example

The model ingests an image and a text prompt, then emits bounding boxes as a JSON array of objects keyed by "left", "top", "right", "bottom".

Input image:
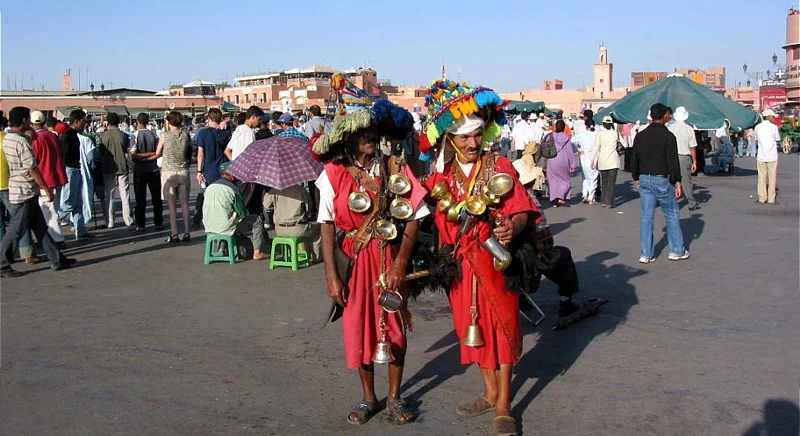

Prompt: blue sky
[{"left": 1, "top": 0, "right": 795, "bottom": 92}]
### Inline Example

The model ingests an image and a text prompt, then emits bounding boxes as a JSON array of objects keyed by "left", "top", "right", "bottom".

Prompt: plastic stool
[
  {"left": 269, "top": 236, "right": 309, "bottom": 271},
  {"left": 204, "top": 233, "right": 238, "bottom": 265}
]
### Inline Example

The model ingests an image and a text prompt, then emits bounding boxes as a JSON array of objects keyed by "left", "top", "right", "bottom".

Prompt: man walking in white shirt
[
  {"left": 225, "top": 106, "right": 263, "bottom": 161},
  {"left": 511, "top": 112, "right": 540, "bottom": 160},
  {"left": 753, "top": 109, "right": 781, "bottom": 205},
  {"left": 667, "top": 106, "right": 700, "bottom": 211}
]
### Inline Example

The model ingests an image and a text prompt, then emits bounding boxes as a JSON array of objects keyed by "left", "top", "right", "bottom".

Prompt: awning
[
  {"left": 104, "top": 105, "right": 129, "bottom": 116},
  {"left": 55, "top": 106, "right": 82, "bottom": 118},
  {"left": 127, "top": 107, "right": 150, "bottom": 117},
  {"left": 82, "top": 106, "right": 107, "bottom": 115}
]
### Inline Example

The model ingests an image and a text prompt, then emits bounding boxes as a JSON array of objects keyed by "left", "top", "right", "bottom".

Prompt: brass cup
[
  {"left": 388, "top": 173, "right": 412, "bottom": 196},
  {"left": 373, "top": 219, "right": 398, "bottom": 240},
  {"left": 487, "top": 173, "right": 514, "bottom": 197},
  {"left": 389, "top": 197, "right": 414, "bottom": 220},
  {"left": 463, "top": 323, "right": 485, "bottom": 347},
  {"left": 481, "top": 185, "right": 501, "bottom": 204},
  {"left": 445, "top": 205, "right": 461, "bottom": 222},
  {"left": 465, "top": 195, "right": 487, "bottom": 216},
  {"left": 372, "top": 340, "right": 396, "bottom": 364},
  {"left": 482, "top": 236, "right": 512, "bottom": 271},
  {"left": 437, "top": 192, "right": 455, "bottom": 212},
  {"left": 378, "top": 290, "right": 404, "bottom": 313},
  {"left": 348, "top": 191, "right": 371, "bottom": 213},
  {"left": 430, "top": 180, "right": 450, "bottom": 200}
]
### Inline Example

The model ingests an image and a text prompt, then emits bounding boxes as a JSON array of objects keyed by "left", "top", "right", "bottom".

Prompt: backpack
[{"left": 539, "top": 133, "right": 557, "bottom": 159}]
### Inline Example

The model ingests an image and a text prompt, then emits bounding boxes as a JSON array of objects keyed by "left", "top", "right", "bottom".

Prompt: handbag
[{"left": 616, "top": 131, "right": 626, "bottom": 154}]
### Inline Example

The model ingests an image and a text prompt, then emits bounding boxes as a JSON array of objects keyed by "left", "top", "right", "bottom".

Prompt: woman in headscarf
[
  {"left": 419, "top": 79, "right": 539, "bottom": 436},
  {"left": 546, "top": 120, "right": 576, "bottom": 207},
  {"left": 313, "top": 93, "right": 428, "bottom": 426}
]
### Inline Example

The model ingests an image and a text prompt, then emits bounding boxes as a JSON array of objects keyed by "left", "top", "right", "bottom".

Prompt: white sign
[{"left": 168, "top": 103, "right": 175, "bottom": 110}]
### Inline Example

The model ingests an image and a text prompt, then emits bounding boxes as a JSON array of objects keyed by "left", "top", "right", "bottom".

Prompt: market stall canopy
[
  {"left": 595, "top": 74, "right": 760, "bottom": 130},
  {"left": 505, "top": 100, "right": 545, "bottom": 114},
  {"left": 221, "top": 101, "right": 240, "bottom": 112}
]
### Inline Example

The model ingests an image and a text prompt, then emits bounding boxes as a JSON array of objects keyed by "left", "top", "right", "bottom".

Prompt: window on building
[
  {"left": 235, "top": 95, "right": 240, "bottom": 104},
  {"left": 245, "top": 94, "right": 250, "bottom": 103},
  {"left": 252, "top": 94, "right": 257, "bottom": 104},
  {"left": 600, "top": 78, "right": 604, "bottom": 83},
  {"left": 262, "top": 92, "right": 267, "bottom": 103},
  {"left": 226, "top": 96, "right": 230, "bottom": 103}
]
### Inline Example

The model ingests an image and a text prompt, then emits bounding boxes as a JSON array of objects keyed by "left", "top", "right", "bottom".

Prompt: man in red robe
[{"left": 420, "top": 80, "right": 538, "bottom": 436}]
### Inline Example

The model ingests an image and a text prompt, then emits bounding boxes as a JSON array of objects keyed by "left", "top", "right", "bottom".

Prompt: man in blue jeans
[{"left": 631, "top": 103, "right": 690, "bottom": 264}]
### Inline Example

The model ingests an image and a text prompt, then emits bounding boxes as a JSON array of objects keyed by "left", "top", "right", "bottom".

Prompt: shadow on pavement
[
  {"left": 550, "top": 218, "right": 585, "bottom": 237},
  {"left": 743, "top": 398, "right": 799, "bottom": 436},
  {"left": 654, "top": 213, "right": 704, "bottom": 255},
  {"left": 401, "top": 330, "right": 465, "bottom": 413},
  {"left": 511, "top": 250, "right": 644, "bottom": 433}
]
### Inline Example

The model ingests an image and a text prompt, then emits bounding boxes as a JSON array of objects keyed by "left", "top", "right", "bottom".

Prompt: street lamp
[{"left": 100, "top": 83, "right": 105, "bottom": 92}]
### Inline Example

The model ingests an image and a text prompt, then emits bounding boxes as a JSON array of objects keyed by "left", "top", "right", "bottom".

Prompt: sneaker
[
  {"left": 52, "top": 257, "right": 77, "bottom": 271},
  {"left": 134, "top": 226, "right": 145, "bottom": 232},
  {"left": 668, "top": 250, "right": 690, "bottom": 261},
  {"left": 767, "top": 201, "right": 780, "bottom": 206},
  {"left": 688, "top": 203, "right": 701, "bottom": 211},
  {"left": 639, "top": 256, "right": 655, "bottom": 264},
  {"left": 0, "top": 267, "right": 25, "bottom": 278}
]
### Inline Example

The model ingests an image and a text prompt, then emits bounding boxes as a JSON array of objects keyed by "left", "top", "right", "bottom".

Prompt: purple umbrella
[{"left": 226, "top": 136, "right": 324, "bottom": 190}]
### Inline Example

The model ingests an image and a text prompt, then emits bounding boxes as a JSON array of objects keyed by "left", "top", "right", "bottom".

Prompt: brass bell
[
  {"left": 463, "top": 323, "right": 485, "bottom": 347},
  {"left": 487, "top": 173, "right": 514, "bottom": 197},
  {"left": 388, "top": 173, "right": 412, "bottom": 196},
  {"left": 373, "top": 219, "right": 398, "bottom": 240},
  {"left": 465, "top": 195, "right": 488, "bottom": 216},
  {"left": 445, "top": 205, "right": 461, "bottom": 222},
  {"left": 348, "top": 191, "right": 371, "bottom": 213},
  {"left": 389, "top": 197, "right": 414, "bottom": 220},
  {"left": 437, "top": 191, "right": 455, "bottom": 212},
  {"left": 372, "top": 340, "right": 396, "bottom": 364},
  {"left": 430, "top": 180, "right": 450, "bottom": 200}
]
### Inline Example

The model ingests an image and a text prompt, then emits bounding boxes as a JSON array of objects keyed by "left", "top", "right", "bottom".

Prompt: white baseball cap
[
  {"left": 31, "top": 111, "right": 46, "bottom": 124},
  {"left": 762, "top": 109, "right": 777, "bottom": 117}
]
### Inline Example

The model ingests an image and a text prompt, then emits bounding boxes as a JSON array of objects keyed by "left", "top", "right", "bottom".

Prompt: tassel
[{"left": 419, "top": 133, "right": 433, "bottom": 155}]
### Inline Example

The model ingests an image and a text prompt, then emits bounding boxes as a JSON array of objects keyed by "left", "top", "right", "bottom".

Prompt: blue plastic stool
[
  {"left": 269, "top": 236, "right": 309, "bottom": 271},
  {"left": 204, "top": 233, "right": 238, "bottom": 265}
]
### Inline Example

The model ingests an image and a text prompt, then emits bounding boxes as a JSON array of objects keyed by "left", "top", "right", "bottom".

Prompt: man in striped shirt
[{"left": 0, "top": 107, "right": 75, "bottom": 277}]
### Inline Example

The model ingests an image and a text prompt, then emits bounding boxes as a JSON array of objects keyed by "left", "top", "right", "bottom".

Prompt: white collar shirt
[{"left": 754, "top": 120, "right": 780, "bottom": 162}]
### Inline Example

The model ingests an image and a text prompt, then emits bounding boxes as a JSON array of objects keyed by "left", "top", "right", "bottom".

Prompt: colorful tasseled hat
[
  {"left": 419, "top": 79, "right": 508, "bottom": 157},
  {"left": 312, "top": 75, "right": 413, "bottom": 161}
]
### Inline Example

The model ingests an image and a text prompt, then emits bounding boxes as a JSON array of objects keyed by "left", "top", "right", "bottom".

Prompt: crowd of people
[{"left": 0, "top": 85, "right": 789, "bottom": 435}]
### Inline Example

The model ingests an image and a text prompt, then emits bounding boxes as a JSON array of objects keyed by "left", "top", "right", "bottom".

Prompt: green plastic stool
[
  {"left": 204, "top": 233, "right": 238, "bottom": 265},
  {"left": 269, "top": 236, "right": 309, "bottom": 271}
]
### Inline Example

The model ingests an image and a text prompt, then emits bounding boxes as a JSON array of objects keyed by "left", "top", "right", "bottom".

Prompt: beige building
[
  {"left": 216, "top": 66, "right": 379, "bottom": 113},
  {"left": 784, "top": 8, "right": 800, "bottom": 103}
]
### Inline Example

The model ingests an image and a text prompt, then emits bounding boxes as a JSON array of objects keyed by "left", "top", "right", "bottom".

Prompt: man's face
[
  {"left": 352, "top": 130, "right": 378, "bottom": 156},
  {"left": 451, "top": 127, "right": 484, "bottom": 163},
  {"left": 665, "top": 112, "right": 673, "bottom": 123},
  {"left": 74, "top": 118, "right": 87, "bottom": 131},
  {"left": 247, "top": 115, "right": 260, "bottom": 128}
]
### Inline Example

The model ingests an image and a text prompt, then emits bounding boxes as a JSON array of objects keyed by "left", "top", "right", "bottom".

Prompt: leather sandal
[
  {"left": 386, "top": 398, "right": 415, "bottom": 425},
  {"left": 456, "top": 395, "right": 495, "bottom": 418},
  {"left": 347, "top": 401, "right": 377, "bottom": 425}
]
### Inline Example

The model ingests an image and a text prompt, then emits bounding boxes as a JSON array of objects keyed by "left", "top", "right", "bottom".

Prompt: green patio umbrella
[
  {"left": 595, "top": 75, "right": 760, "bottom": 130},
  {"left": 505, "top": 100, "right": 545, "bottom": 114}
]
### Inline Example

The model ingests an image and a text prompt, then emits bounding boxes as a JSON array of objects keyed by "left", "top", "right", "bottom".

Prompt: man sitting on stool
[
  {"left": 264, "top": 183, "right": 321, "bottom": 263},
  {"left": 202, "top": 163, "right": 270, "bottom": 260}
]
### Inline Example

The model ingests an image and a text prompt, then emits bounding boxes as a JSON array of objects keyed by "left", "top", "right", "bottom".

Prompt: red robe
[
  {"left": 325, "top": 160, "right": 427, "bottom": 369},
  {"left": 426, "top": 156, "right": 538, "bottom": 369}
]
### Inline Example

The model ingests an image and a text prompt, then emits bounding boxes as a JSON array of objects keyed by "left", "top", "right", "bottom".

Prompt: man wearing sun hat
[
  {"left": 667, "top": 106, "right": 700, "bottom": 210},
  {"left": 753, "top": 109, "right": 781, "bottom": 204}
]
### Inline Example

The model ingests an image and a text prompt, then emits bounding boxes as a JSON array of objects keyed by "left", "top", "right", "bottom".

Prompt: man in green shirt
[{"left": 202, "top": 163, "right": 269, "bottom": 260}]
